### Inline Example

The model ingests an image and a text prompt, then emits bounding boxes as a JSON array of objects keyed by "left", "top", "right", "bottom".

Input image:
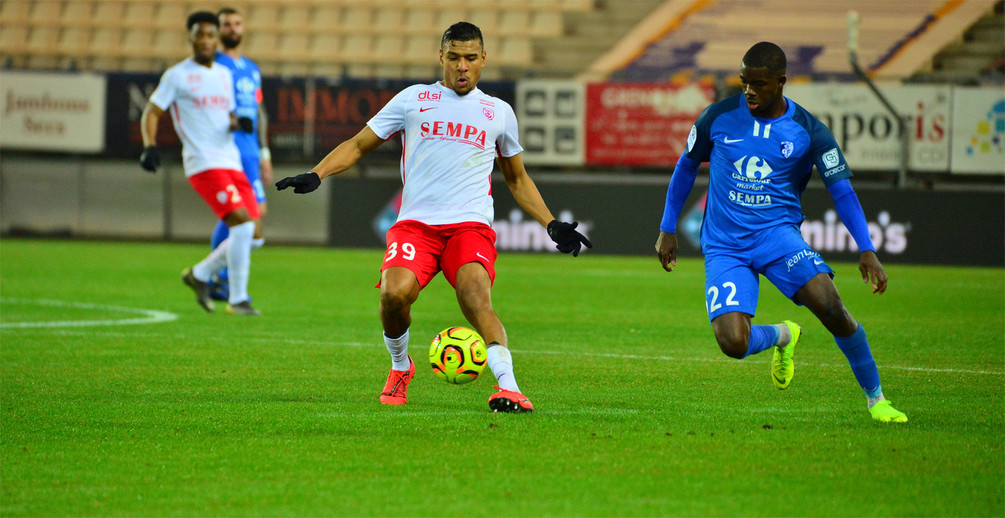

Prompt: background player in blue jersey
[
  {"left": 210, "top": 6, "right": 272, "bottom": 300},
  {"left": 655, "top": 42, "right": 907, "bottom": 423}
]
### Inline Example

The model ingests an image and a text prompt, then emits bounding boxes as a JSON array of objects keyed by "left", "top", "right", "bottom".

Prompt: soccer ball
[{"left": 429, "top": 326, "right": 487, "bottom": 384}]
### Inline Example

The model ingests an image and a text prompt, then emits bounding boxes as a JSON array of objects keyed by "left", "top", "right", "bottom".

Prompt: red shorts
[
  {"left": 380, "top": 220, "right": 497, "bottom": 288},
  {"left": 188, "top": 168, "right": 261, "bottom": 220}
]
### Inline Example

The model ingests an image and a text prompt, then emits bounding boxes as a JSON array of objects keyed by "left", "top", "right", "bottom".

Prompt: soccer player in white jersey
[
  {"left": 140, "top": 11, "right": 261, "bottom": 316},
  {"left": 277, "top": 22, "right": 591, "bottom": 413}
]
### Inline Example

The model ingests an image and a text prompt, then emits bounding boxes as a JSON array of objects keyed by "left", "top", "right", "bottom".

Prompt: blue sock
[
  {"left": 742, "top": 325, "right": 780, "bottom": 358},
  {"left": 211, "top": 220, "right": 230, "bottom": 280},
  {"left": 834, "top": 323, "right": 882, "bottom": 398}
]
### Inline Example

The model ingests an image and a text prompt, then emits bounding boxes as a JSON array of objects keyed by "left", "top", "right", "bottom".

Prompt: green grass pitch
[{"left": 2, "top": 238, "right": 1003, "bottom": 517}]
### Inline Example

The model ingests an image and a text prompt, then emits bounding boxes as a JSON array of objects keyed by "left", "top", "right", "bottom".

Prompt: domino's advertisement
[{"left": 323, "top": 175, "right": 1003, "bottom": 266}]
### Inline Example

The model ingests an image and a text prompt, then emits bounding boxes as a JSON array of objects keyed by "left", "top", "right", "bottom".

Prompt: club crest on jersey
[
  {"left": 417, "top": 91, "right": 441, "bottom": 101},
  {"left": 482, "top": 107, "right": 494, "bottom": 120},
  {"left": 781, "top": 141, "right": 794, "bottom": 158}
]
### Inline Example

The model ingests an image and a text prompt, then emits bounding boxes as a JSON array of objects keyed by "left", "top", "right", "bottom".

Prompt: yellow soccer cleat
[
  {"left": 771, "top": 320, "right": 801, "bottom": 389},
  {"left": 870, "top": 400, "right": 908, "bottom": 423}
]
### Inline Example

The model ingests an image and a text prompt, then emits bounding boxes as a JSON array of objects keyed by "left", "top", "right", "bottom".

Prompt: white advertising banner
[
  {"left": 515, "top": 80, "right": 585, "bottom": 166},
  {"left": 949, "top": 87, "right": 1005, "bottom": 175},
  {"left": 1, "top": 71, "right": 107, "bottom": 153},
  {"left": 786, "top": 84, "right": 951, "bottom": 173}
]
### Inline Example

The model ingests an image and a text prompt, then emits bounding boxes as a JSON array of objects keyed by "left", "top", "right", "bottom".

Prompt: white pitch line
[
  {"left": 0, "top": 298, "right": 178, "bottom": 328},
  {"left": 8, "top": 325, "right": 1004, "bottom": 376}
]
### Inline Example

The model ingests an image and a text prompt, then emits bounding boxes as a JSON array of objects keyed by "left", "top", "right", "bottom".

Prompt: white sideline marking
[
  {"left": 317, "top": 408, "right": 640, "bottom": 418},
  {"left": 11, "top": 327, "right": 1004, "bottom": 376},
  {"left": 0, "top": 298, "right": 178, "bottom": 328}
]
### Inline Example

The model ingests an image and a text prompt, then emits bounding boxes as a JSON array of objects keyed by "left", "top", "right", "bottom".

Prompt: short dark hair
[
  {"left": 441, "top": 22, "right": 483, "bottom": 49},
  {"left": 742, "top": 41, "right": 786, "bottom": 75},
  {"left": 217, "top": 6, "right": 239, "bottom": 18},
  {"left": 186, "top": 11, "right": 219, "bottom": 31}
]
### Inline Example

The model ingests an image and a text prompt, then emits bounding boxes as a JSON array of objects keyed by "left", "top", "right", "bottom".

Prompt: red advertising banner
[{"left": 585, "top": 82, "right": 715, "bottom": 166}]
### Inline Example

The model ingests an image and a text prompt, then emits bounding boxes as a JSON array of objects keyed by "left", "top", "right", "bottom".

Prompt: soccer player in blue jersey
[
  {"left": 209, "top": 6, "right": 272, "bottom": 300},
  {"left": 655, "top": 42, "right": 907, "bottom": 423}
]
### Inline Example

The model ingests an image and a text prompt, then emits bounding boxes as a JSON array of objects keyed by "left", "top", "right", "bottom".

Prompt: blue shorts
[
  {"left": 702, "top": 224, "right": 834, "bottom": 322},
  {"left": 240, "top": 151, "right": 266, "bottom": 204}
]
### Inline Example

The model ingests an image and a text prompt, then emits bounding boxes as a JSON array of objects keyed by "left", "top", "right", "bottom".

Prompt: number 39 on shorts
[{"left": 384, "top": 241, "right": 416, "bottom": 262}]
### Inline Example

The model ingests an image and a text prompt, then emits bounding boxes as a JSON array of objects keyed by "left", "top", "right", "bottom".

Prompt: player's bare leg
[
  {"left": 378, "top": 267, "right": 420, "bottom": 404},
  {"left": 796, "top": 273, "right": 907, "bottom": 422},
  {"left": 454, "top": 262, "right": 533, "bottom": 412},
  {"left": 711, "top": 312, "right": 753, "bottom": 359}
]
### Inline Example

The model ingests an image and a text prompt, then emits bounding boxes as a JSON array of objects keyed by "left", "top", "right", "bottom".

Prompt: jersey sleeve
[
  {"left": 367, "top": 87, "right": 410, "bottom": 140},
  {"left": 496, "top": 101, "right": 523, "bottom": 158},
  {"left": 682, "top": 104, "right": 715, "bottom": 163},
  {"left": 808, "top": 118, "right": 852, "bottom": 187},
  {"left": 148, "top": 68, "right": 178, "bottom": 111}
]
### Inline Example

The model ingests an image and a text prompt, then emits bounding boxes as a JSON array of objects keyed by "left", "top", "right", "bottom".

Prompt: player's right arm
[
  {"left": 139, "top": 69, "right": 178, "bottom": 172},
  {"left": 140, "top": 102, "right": 163, "bottom": 148},
  {"left": 275, "top": 126, "right": 384, "bottom": 193},
  {"left": 138, "top": 102, "right": 164, "bottom": 173},
  {"left": 656, "top": 108, "right": 713, "bottom": 272}
]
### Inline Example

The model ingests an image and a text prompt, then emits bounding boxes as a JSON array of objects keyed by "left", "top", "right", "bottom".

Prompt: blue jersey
[
  {"left": 215, "top": 51, "right": 262, "bottom": 159},
  {"left": 684, "top": 94, "right": 851, "bottom": 251}
]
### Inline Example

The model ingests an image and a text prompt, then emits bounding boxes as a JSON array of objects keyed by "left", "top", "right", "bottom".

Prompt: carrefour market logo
[{"left": 733, "top": 155, "right": 772, "bottom": 180}]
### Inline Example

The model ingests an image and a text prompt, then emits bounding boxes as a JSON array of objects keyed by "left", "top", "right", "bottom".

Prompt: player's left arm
[
  {"left": 497, "top": 153, "right": 592, "bottom": 256},
  {"left": 257, "top": 103, "right": 273, "bottom": 184},
  {"left": 828, "top": 179, "right": 887, "bottom": 294},
  {"left": 808, "top": 112, "right": 887, "bottom": 294}
]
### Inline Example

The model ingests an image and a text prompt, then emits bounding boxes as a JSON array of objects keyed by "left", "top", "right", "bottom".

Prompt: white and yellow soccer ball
[{"left": 429, "top": 326, "right": 487, "bottom": 384}]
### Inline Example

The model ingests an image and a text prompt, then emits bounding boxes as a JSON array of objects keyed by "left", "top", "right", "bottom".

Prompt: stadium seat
[
  {"left": 374, "top": 9, "right": 405, "bottom": 34},
  {"left": 341, "top": 7, "right": 373, "bottom": 34},
  {"left": 311, "top": 6, "right": 342, "bottom": 34},
  {"left": 311, "top": 34, "right": 342, "bottom": 62},
  {"left": 28, "top": 0, "right": 62, "bottom": 25},
  {"left": 1, "top": 0, "right": 31, "bottom": 23},
  {"left": 60, "top": 2, "right": 94, "bottom": 26},
  {"left": 403, "top": 9, "right": 436, "bottom": 36},
  {"left": 498, "top": 10, "right": 531, "bottom": 38},
  {"left": 122, "top": 3, "right": 156, "bottom": 28},
  {"left": 1, "top": 26, "right": 29, "bottom": 54},
  {"left": 152, "top": 30, "right": 185, "bottom": 58},
  {"left": 279, "top": 5, "right": 311, "bottom": 32}
]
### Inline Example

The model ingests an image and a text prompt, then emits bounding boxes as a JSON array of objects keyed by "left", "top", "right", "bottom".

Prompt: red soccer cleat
[
  {"left": 488, "top": 385, "right": 534, "bottom": 413},
  {"left": 380, "top": 357, "right": 415, "bottom": 405}
]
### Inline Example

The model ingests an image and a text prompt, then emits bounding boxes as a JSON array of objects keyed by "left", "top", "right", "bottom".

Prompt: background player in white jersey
[
  {"left": 276, "top": 22, "right": 591, "bottom": 413},
  {"left": 207, "top": 6, "right": 272, "bottom": 302},
  {"left": 139, "top": 11, "right": 260, "bottom": 316},
  {"left": 655, "top": 42, "right": 907, "bottom": 423}
]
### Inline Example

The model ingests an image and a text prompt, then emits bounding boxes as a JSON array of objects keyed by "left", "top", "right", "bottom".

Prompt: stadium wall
[{"left": 1, "top": 157, "right": 1001, "bottom": 267}]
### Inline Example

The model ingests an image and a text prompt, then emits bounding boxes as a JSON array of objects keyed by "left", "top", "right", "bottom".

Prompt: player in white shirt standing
[
  {"left": 139, "top": 11, "right": 261, "bottom": 316},
  {"left": 277, "top": 22, "right": 591, "bottom": 412}
]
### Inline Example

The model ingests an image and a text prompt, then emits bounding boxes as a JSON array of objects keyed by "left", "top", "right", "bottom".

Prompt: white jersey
[
  {"left": 149, "top": 58, "right": 242, "bottom": 177},
  {"left": 367, "top": 82, "right": 523, "bottom": 226}
]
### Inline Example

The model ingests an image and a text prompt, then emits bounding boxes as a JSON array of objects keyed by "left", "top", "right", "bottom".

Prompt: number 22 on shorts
[
  {"left": 706, "top": 281, "right": 740, "bottom": 314},
  {"left": 384, "top": 242, "right": 416, "bottom": 262}
]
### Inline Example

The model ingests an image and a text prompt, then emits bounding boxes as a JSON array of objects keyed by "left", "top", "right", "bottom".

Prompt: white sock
[
  {"left": 384, "top": 329, "right": 411, "bottom": 371},
  {"left": 193, "top": 237, "right": 230, "bottom": 281},
  {"left": 775, "top": 323, "right": 791, "bottom": 347},
  {"left": 226, "top": 221, "right": 255, "bottom": 304},
  {"left": 867, "top": 393, "right": 887, "bottom": 409},
  {"left": 487, "top": 344, "right": 520, "bottom": 392},
  {"left": 251, "top": 238, "right": 265, "bottom": 251}
]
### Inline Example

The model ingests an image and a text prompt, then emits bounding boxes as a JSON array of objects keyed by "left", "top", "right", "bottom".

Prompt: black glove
[
  {"left": 139, "top": 146, "right": 160, "bottom": 172},
  {"left": 547, "top": 220, "right": 593, "bottom": 257},
  {"left": 275, "top": 172, "right": 321, "bottom": 194},
  {"left": 237, "top": 116, "right": 254, "bottom": 133}
]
